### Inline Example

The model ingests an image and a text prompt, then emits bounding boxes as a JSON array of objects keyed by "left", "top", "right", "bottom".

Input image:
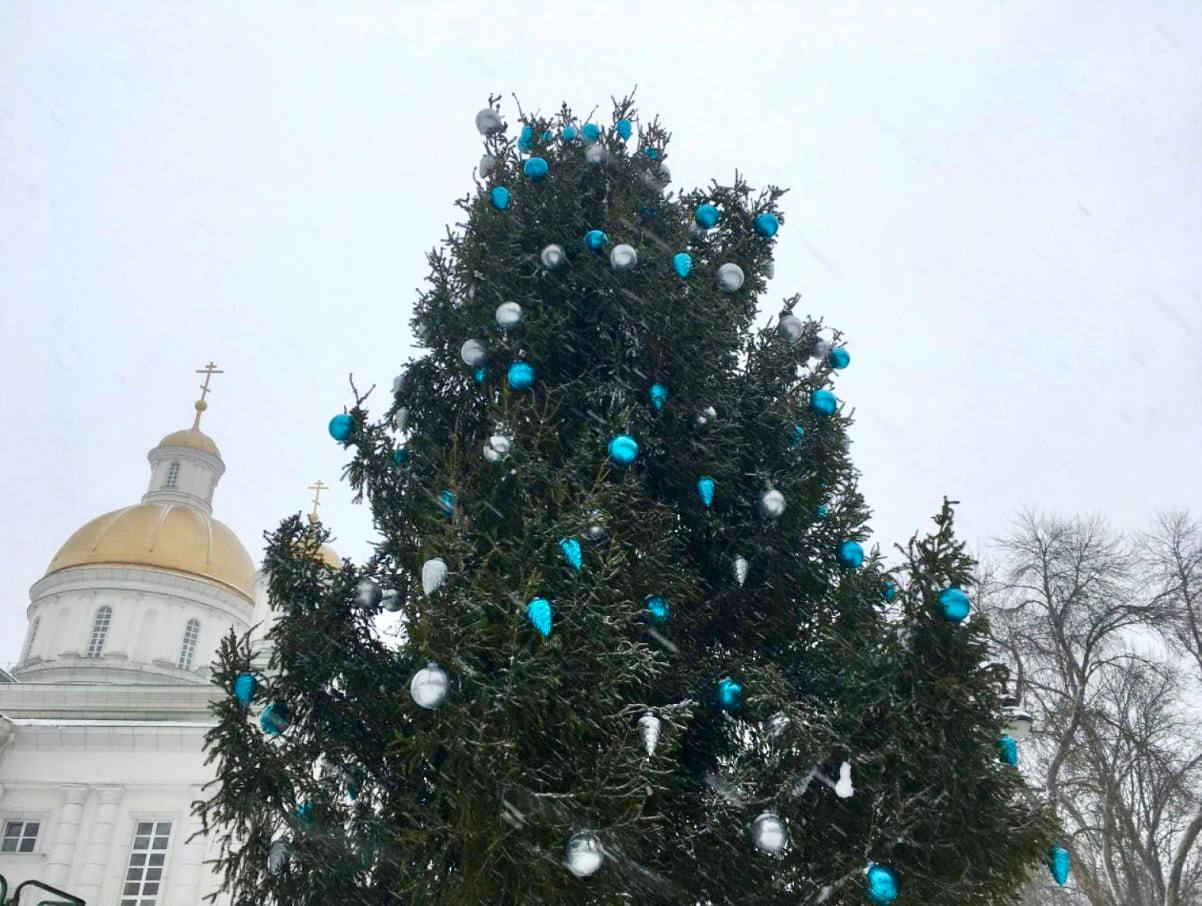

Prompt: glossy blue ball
[
  {"left": 328, "top": 413, "right": 353, "bottom": 442},
  {"left": 698, "top": 477, "right": 716, "bottom": 507},
  {"left": 837, "top": 540, "right": 865, "bottom": 569},
  {"left": 1049, "top": 845, "right": 1071, "bottom": 886},
  {"left": 260, "top": 702, "right": 291, "bottom": 736},
  {"left": 542, "top": 129, "right": 554, "bottom": 142},
  {"left": 650, "top": 383, "right": 669, "bottom": 410},
  {"left": 694, "top": 203, "right": 720, "bottom": 229},
  {"left": 810, "top": 390, "right": 838, "bottom": 416},
  {"left": 643, "top": 147, "right": 658, "bottom": 159},
  {"left": 585, "top": 229, "right": 609, "bottom": 252},
  {"left": 234, "top": 672, "right": 257, "bottom": 706},
  {"left": 392, "top": 447, "right": 410, "bottom": 467},
  {"left": 616, "top": 118, "right": 633, "bottom": 140},
  {"left": 790, "top": 425, "right": 806, "bottom": 446},
  {"left": 527, "top": 597, "right": 553, "bottom": 638},
  {"left": 672, "top": 252, "right": 692, "bottom": 278},
  {"left": 938, "top": 586, "right": 971, "bottom": 623},
  {"left": 517, "top": 124, "right": 533, "bottom": 152},
  {"left": 998, "top": 735, "right": 1019, "bottom": 766},
  {"left": 715, "top": 677, "right": 743, "bottom": 711},
  {"left": 608, "top": 434, "right": 639, "bottom": 466},
  {"left": 816, "top": 504, "right": 829, "bottom": 518},
  {"left": 507, "top": 361, "right": 535, "bottom": 390},
  {"left": 645, "top": 594, "right": 671, "bottom": 625},
  {"left": 829, "top": 347, "right": 851, "bottom": 369},
  {"left": 523, "top": 156, "right": 549, "bottom": 182},
  {"left": 473, "top": 367, "right": 486, "bottom": 384},
  {"left": 881, "top": 581, "right": 898, "bottom": 602},
  {"left": 438, "top": 489, "right": 455, "bottom": 515},
  {"left": 582, "top": 123, "right": 600, "bottom": 142},
  {"left": 561, "top": 125, "right": 577, "bottom": 141},
  {"left": 490, "top": 186, "right": 511, "bottom": 210},
  {"left": 865, "top": 863, "right": 899, "bottom": 903},
  {"left": 753, "top": 212, "right": 779, "bottom": 237},
  {"left": 559, "top": 537, "right": 583, "bottom": 571}
]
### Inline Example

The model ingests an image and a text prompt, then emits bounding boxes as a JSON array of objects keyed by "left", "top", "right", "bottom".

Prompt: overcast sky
[{"left": 2, "top": 1, "right": 1200, "bottom": 664}]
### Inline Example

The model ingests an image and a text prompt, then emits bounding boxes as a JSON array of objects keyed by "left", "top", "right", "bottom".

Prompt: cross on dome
[{"left": 192, "top": 361, "right": 223, "bottom": 429}]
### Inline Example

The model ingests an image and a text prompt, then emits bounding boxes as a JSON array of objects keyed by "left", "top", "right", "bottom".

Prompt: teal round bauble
[
  {"left": 473, "top": 367, "right": 486, "bottom": 384},
  {"left": 753, "top": 212, "right": 779, "bottom": 237},
  {"left": 234, "top": 673, "right": 257, "bottom": 706},
  {"left": 438, "top": 489, "right": 455, "bottom": 515},
  {"left": 328, "top": 413, "right": 353, "bottom": 442},
  {"left": 260, "top": 703, "right": 291, "bottom": 736},
  {"left": 561, "top": 125, "right": 577, "bottom": 140},
  {"left": 790, "top": 425, "right": 806, "bottom": 445},
  {"left": 998, "top": 735, "right": 1019, "bottom": 766},
  {"left": 523, "top": 156, "right": 548, "bottom": 182},
  {"left": 616, "top": 118, "right": 632, "bottom": 140},
  {"left": 559, "top": 537, "right": 583, "bottom": 571},
  {"left": 645, "top": 594, "right": 671, "bottom": 625},
  {"left": 507, "top": 362, "right": 535, "bottom": 390},
  {"left": 672, "top": 252, "right": 692, "bottom": 278},
  {"left": 694, "top": 203, "right": 720, "bottom": 229},
  {"left": 865, "top": 863, "right": 899, "bottom": 903},
  {"left": 1048, "top": 845, "right": 1071, "bottom": 886},
  {"left": 649, "top": 383, "right": 669, "bottom": 410},
  {"left": 715, "top": 677, "right": 743, "bottom": 711},
  {"left": 644, "top": 146, "right": 659, "bottom": 159},
  {"left": 937, "top": 586, "right": 971, "bottom": 623},
  {"left": 490, "top": 186, "right": 511, "bottom": 210},
  {"left": 517, "top": 124, "right": 533, "bottom": 151},
  {"left": 392, "top": 447, "right": 410, "bottom": 467},
  {"left": 816, "top": 504, "right": 829, "bottom": 518},
  {"left": 698, "top": 476, "right": 716, "bottom": 507},
  {"left": 526, "top": 597, "right": 553, "bottom": 638},
  {"left": 881, "top": 581, "right": 898, "bottom": 602},
  {"left": 541, "top": 129, "right": 553, "bottom": 142},
  {"left": 837, "top": 540, "right": 865, "bottom": 568},
  {"left": 585, "top": 229, "right": 609, "bottom": 252},
  {"left": 810, "top": 390, "right": 838, "bottom": 416},
  {"left": 829, "top": 347, "right": 851, "bottom": 369},
  {"left": 582, "top": 123, "right": 600, "bottom": 142},
  {"left": 608, "top": 434, "right": 639, "bottom": 466}
]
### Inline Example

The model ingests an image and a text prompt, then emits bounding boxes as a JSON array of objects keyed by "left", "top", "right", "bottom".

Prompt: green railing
[{"left": 0, "top": 874, "right": 85, "bottom": 905}]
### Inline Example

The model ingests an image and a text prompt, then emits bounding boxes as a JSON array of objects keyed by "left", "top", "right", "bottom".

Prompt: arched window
[
  {"left": 86, "top": 606, "right": 112, "bottom": 658},
  {"left": 22, "top": 616, "right": 41, "bottom": 661},
  {"left": 164, "top": 461, "right": 181, "bottom": 489},
  {"left": 177, "top": 618, "right": 201, "bottom": 670}
]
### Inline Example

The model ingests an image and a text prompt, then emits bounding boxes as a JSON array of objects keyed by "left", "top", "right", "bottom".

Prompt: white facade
[{"left": 0, "top": 415, "right": 277, "bottom": 906}]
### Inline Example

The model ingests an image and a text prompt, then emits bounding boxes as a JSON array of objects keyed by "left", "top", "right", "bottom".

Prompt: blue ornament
[
  {"left": 517, "top": 124, "right": 533, "bottom": 151},
  {"left": 260, "top": 703, "right": 290, "bottom": 736},
  {"left": 328, "top": 413, "right": 353, "bottom": 442},
  {"left": 473, "top": 367, "right": 486, "bottom": 384},
  {"left": 507, "top": 361, "right": 535, "bottom": 391},
  {"left": 541, "top": 129, "right": 554, "bottom": 142},
  {"left": 837, "top": 540, "right": 865, "bottom": 569},
  {"left": 998, "top": 735, "right": 1019, "bottom": 766},
  {"left": 561, "top": 125, "right": 577, "bottom": 141},
  {"left": 392, "top": 447, "right": 410, "bottom": 467},
  {"left": 694, "top": 203, "right": 720, "bottom": 229},
  {"left": 559, "top": 537, "right": 583, "bottom": 571},
  {"left": 816, "top": 504, "right": 829, "bottom": 518},
  {"left": 698, "top": 476, "right": 716, "bottom": 507},
  {"left": 645, "top": 594, "right": 671, "bottom": 625},
  {"left": 753, "top": 212, "right": 779, "bottom": 237},
  {"left": 608, "top": 434, "right": 639, "bottom": 466},
  {"left": 865, "top": 863, "right": 900, "bottom": 903},
  {"left": 438, "top": 489, "right": 455, "bottom": 515},
  {"left": 938, "top": 586, "right": 971, "bottom": 623},
  {"left": 881, "top": 581, "right": 898, "bottom": 602},
  {"left": 233, "top": 672, "right": 257, "bottom": 706},
  {"left": 295, "top": 802, "right": 315, "bottom": 829},
  {"left": 490, "top": 186, "right": 511, "bottom": 210},
  {"left": 526, "top": 597, "right": 553, "bottom": 638},
  {"left": 582, "top": 123, "right": 601, "bottom": 142},
  {"left": 643, "top": 146, "right": 659, "bottom": 159},
  {"left": 1048, "top": 845, "right": 1071, "bottom": 886},
  {"left": 523, "top": 156, "right": 549, "bottom": 182},
  {"left": 790, "top": 425, "right": 805, "bottom": 446},
  {"left": 810, "top": 390, "right": 838, "bottom": 416},
  {"left": 649, "top": 383, "right": 669, "bottom": 410},
  {"left": 672, "top": 252, "right": 692, "bottom": 278},
  {"left": 715, "top": 677, "right": 743, "bottom": 711},
  {"left": 585, "top": 229, "right": 609, "bottom": 253},
  {"left": 616, "top": 118, "right": 632, "bottom": 140},
  {"left": 829, "top": 346, "right": 851, "bottom": 369}
]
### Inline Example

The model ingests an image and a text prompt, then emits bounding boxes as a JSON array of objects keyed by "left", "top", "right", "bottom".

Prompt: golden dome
[
  {"left": 314, "top": 543, "right": 343, "bottom": 570},
  {"left": 157, "top": 428, "right": 221, "bottom": 457},
  {"left": 46, "top": 503, "right": 255, "bottom": 600}
]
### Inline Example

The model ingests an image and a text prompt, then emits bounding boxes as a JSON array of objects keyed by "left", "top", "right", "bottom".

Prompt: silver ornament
[
  {"left": 610, "top": 244, "right": 638, "bottom": 271},
  {"left": 565, "top": 831, "right": 604, "bottom": 878},
  {"left": 540, "top": 243, "right": 567, "bottom": 271},
  {"left": 638, "top": 168, "right": 662, "bottom": 192},
  {"left": 410, "top": 663, "right": 449, "bottom": 709},
  {"left": 391, "top": 371, "right": 407, "bottom": 395},
  {"left": 478, "top": 153, "right": 497, "bottom": 178},
  {"left": 695, "top": 405, "right": 718, "bottom": 426},
  {"left": 778, "top": 315, "right": 804, "bottom": 341},
  {"left": 638, "top": 711, "right": 662, "bottom": 756},
  {"left": 766, "top": 260, "right": 775, "bottom": 279},
  {"left": 766, "top": 712, "right": 789, "bottom": 738},
  {"left": 421, "top": 558, "right": 448, "bottom": 596},
  {"left": 657, "top": 163, "right": 671, "bottom": 186},
  {"left": 752, "top": 813, "right": 788, "bottom": 855},
  {"left": 716, "top": 263, "right": 745, "bottom": 293},
  {"left": 495, "top": 302, "right": 523, "bottom": 330},
  {"left": 475, "top": 108, "right": 503, "bottom": 136},
  {"left": 835, "top": 761, "right": 855, "bottom": 799},
  {"left": 734, "top": 555, "right": 749, "bottom": 586},
  {"left": 813, "top": 339, "right": 831, "bottom": 360},
  {"left": 356, "top": 578, "right": 382, "bottom": 609},
  {"left": 460, "top": 339, "right": 487, "bottom": 367},
  {"left": 585, "top": 144, "right": 607, "bottom": 166},
  {"left": 267, "top": 838, "right": 292, "bottom": 876},
  {"left": 689, "top": 221, "right": 707, "bottom": 238},
  {"left": 1005, "top": 704, "right": 1034, "bottom": 740},
  {"left": 392, "top": 406, "right": 409, "bottom": 433},
  {"left": 585, "top": 510, "right": 608, "bottom": 543},
  {"left": 380, "top": 588, "right": 401, "bottom": 612},
  {"left": 483, "top": 433, "right": 512, "bottom": 463},
  {"left": 758, "top": 489, "right": 786, "bottom": 519}
]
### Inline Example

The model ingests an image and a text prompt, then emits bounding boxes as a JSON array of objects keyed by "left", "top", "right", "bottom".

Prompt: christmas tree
[{"left": 198, "top": 95, "right": 1057, "bottom": 904}]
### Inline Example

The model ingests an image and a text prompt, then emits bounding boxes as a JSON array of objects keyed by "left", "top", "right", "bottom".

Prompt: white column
[
  {"left": 43, "top": 784, "right": 90, "bottom": 888},
  {"left": 75, "top": 784, "right": 124, "bottom": 902},
  {"left": 174, "top": 813, "right": 208, "bottom": 905}
]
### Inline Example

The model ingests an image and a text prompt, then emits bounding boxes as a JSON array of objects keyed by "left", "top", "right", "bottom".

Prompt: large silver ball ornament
[
  {"left": 478, "top": 154, "right": 497, "bottom": 178},
  {"left": 610, "top": 244, "right": 638, "bottom": 271},
  {"left": 410, "top": 663, "right": 450, "bottom": 709},
  {"left": 483, "top": 433, "right": 512, "bottom": 463},
  {"left": 765, "top": 260, "right": 775, "bottom": 279},
  {"left": 752, "top": 812, "right": 788, "bottom": 855},
  {"left": 695, "top": 405, "right": 718, "bottom": 427},
  {"left": 356, "top": 577, "right": 382, "bottom": 609},
  {"left": 495, "top": 302, "right": 523, "bottom": 330},
  {"left": 585, "top": 144, "right": 607, "bottom": 166},
  {"left": 759, "top": 489, "right": 787, "bottom": 519},
  {"left": 778, "top": 315, "right": 804, "bottom": 341},
  {"left": 716, "top": 263, "right": 745, "bottom": 293},
  {"left": 475, "top": 108, "right": 504, "bottom": 136},
  {"left": 267, "top": 838, "right": 292, "bottom": 876},
  {"left": 541, "top": 243, "right": 567, "bottom": 271},
  {"left": 813, "top": 339, "right": 831, "bottom": 360},
  {"left": 392, "top": 406, "right": 409, "bottom": 433},
  {"left": 380, "top": 588, "right": 401, "bottom": 612},
  {"left": 421, "top": 558, "right": 448, "bottom": 596},
  {"left": 460, "top": 339, "right": 487, "bottom": 367},
  {"left": 565, "top": 831, "right": 604, "bottom": 878},
  {"left": 585, "top": 510, "right": 608, "bottom": 543}
]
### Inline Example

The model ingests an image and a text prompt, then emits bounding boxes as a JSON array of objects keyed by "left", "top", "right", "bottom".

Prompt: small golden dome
[
  {"left": 46, "top": 503, "right": 255, "bottom": 600},
  {"left": 157, "top": 428, "right": 221, "bottom": 457},
  {"left": 314, "top": 543, "right": 343, "bottom": 570}
]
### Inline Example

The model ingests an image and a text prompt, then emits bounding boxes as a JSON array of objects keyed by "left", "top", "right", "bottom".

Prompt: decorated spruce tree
[{"left": 198, "top": 96, "right": 1057, "bottom": 904}]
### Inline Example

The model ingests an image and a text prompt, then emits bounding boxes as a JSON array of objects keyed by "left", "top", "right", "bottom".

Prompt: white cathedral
[{"left": 0, "top": 368, "right": 337, "bottom": 905}]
